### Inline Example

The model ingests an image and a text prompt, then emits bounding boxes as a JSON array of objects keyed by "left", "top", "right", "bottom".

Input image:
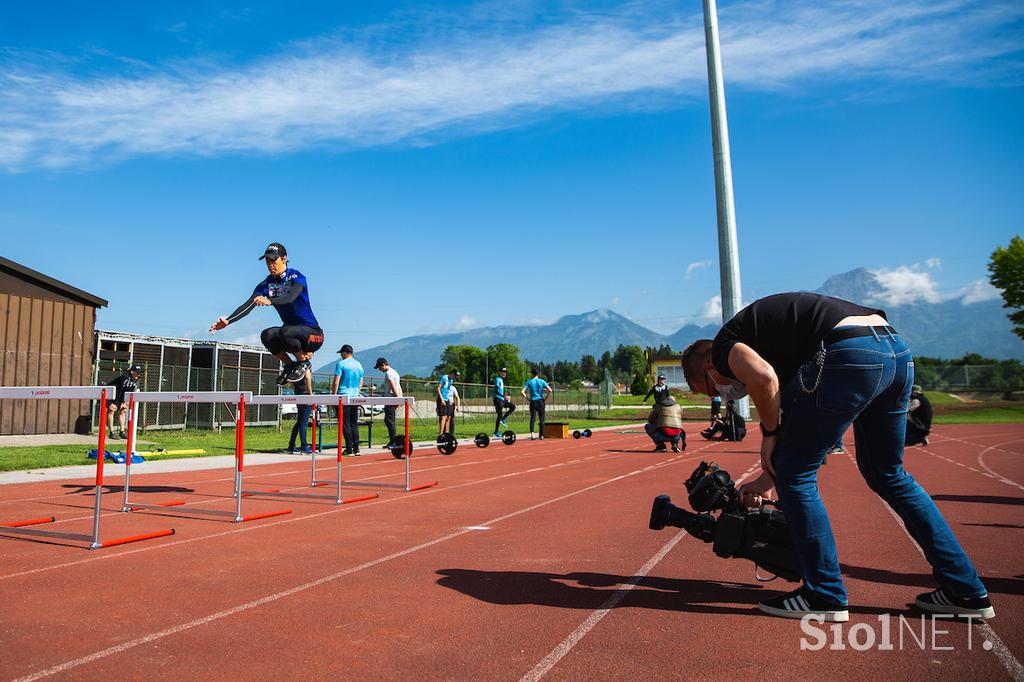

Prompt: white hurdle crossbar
[
  {"left": 0, "top": 386, "right": 175, "bottom": 549},
  {"left": 120, "top": 391, "right": 292, "bottom": 523}
]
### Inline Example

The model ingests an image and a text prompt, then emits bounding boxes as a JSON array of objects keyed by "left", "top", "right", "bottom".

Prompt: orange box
[{"left": 542, "top": 422, "right": 569, "bottom": 439}]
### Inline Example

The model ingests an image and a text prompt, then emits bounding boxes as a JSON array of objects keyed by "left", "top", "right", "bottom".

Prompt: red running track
[{"left": 0, "top": 425, "right": 1021, "bottom": 681}]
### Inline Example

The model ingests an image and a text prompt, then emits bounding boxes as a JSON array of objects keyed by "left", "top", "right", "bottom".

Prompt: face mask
[{"left": 715, "top": 380, "right": 748, "bottom": 402}]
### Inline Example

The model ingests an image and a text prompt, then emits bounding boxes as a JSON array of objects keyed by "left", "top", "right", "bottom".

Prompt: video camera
[{"left": 648, "top": 461, "right": 800, "bottom": 582}]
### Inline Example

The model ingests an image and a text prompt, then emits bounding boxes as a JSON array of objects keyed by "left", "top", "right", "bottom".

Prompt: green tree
[
  {"left": 612, "top": 344, "right": 646, "bottom": 379},
  {"left": 433, "top": 345, "right": 487, "bottom": 383},
  {"left": 486, "top": 343, "right": 528, "bottom": 385},
  {"left": 630, "top": 371, "right": 649, "bottom": 396},
  {"left": 989, "top": 235, "right": 1024, "bottom": 340},
  {"left": 580, "top": 354, "right": 599, "bottom": 383}
]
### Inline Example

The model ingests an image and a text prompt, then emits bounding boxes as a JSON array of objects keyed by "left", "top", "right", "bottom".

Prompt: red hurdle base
[
  {"left": 125, "top": 500, "right": 186, "bottom": 511},
  {"left": 2, "top": 517, "right": 56, "bottom": 528},
  {"left": 408, "top": 481, "right": 439, "bottom": 492},
  {"left": 96, "top": 529, "right": 177, "bottom": 549},
  {"left": 239, "top": 509, "right": 293, "bottom": 522},
  {"left": 342, "top": 494, "right": 379, "bottom": 505}
]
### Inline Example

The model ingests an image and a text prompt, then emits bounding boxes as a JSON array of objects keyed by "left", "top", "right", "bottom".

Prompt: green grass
[
  {"left": 0, "top": 413, "right": 647, "bottom": 472},
  {"left": 933, "top": 407, "right": 1024, "bottom": 424},
  {"left": 923, "top": 391, "right": 965, "bottom": 406}
]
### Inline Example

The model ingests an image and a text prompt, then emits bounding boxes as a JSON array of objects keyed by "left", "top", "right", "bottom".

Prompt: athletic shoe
[
  {"left": 827, "top": 445, "right": 845, "bottom": 456},
  {"left": 499, "top": 419, "right": 508, "bottom": 429},
  {"left": 282, "top": 360, "right": 311, "bottom": 384},
  {"left": 301, "top": 445, "right": 313, "bottom": 454},
  {"left": 922, "top": 436, "right": 930, "bottom": 446},
  {"left": 700, "top": 429, "right": 714, "bottom": 440},
  {"left": 758, "top": 587, "right": 849, "bottom": 622},
  {"left": 531, "top": 433, "right": 536, "bottom": 440},
  {"left": 118, "top": 430, "right": 127, "bottom": 439},
  {"left": 493, "top": 432, "right": 502, "bottom": 438},
  {"left": 107, "top": 430, "right": 117, "bottom": 439},
  {"left": 916, "top": 589, "right": 994, "bottom": 619},
  {"left": 540, "top": 435, "right": 545, "bottom": 440},
  {"left": 653, "top": 444, "right": 667, "bottom": 452},
  {"left": 671, "top": 445, "right": 681, "bottom": 453},
  {"left": 287, "top": 447, "right": 297, "bottom": 454}
]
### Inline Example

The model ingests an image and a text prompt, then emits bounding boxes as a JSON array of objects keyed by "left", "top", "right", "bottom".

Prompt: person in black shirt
[
  {"left": 681, "top": 292, "right": 992, "bottom": 622},
  {"left": 905, "top": 384, "right": 933, "bottom": 446},
  {"left": 105, "top": 364, "right": 141, "bottom": 439},
  {"left": 642, "top": 374, "right": 670, "bottom": 405}
]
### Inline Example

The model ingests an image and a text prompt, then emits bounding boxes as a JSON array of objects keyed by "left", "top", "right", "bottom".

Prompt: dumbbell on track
[{"left": 571, "top": 429, "right": 593, "bottom": 439}]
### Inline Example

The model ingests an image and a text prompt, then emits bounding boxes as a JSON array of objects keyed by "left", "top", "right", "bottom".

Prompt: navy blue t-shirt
[{"left": 253, "top": 268, "right": 318, "bottom": 327}]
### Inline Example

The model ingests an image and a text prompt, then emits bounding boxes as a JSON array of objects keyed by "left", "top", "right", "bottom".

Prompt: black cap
[
  {"left": 259, "top": 242, "right": 287, "bottom": 261},
  {"left": 374, "top": 357, "right": 388, "bottom": 369},
  {"left": 128, "top": 364, "right": 142, "bottom": 373},
  {"left": 499, "top": 367, "right": 508, "bottom": 373},
  {"left": 657, "top": 374, "right": 666, "bottom": 380},
  {"left": 451, "top": 369, "right": 461, "bottom": 377},
  {"left": 337, "top": 344, "right": 354, "bottom": 354}
]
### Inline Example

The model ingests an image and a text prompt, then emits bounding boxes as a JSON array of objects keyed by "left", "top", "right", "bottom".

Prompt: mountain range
[{"left": 317, "top": 268, "right": 1022, "bottom": 377}]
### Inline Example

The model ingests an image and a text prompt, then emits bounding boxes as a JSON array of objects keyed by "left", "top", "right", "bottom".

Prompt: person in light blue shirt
[
  {"left": 492, "top": 367, "right": 517, "bottom": 437},
  {"left": 331, "top": 344, "right": 364, "bottom": 455},
  {"left": 435, "top": 369, "right": 460, "bottom": 435},
  {"left": 521, "top": 368, "right": 553, "bottom": 440}
]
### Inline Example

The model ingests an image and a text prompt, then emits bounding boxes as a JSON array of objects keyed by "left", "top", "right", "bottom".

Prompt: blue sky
[{"left": 1, "top": 0, "right": 1022, "bottom": 350}]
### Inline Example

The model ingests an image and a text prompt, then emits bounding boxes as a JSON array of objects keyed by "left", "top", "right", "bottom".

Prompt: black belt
[{"left": 824, "top": 325, "right": 897, "bottom": 346}]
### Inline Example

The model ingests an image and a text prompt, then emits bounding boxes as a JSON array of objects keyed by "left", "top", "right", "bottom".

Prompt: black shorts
[{"left": 262, "top": 325, "right": 324, "bottom": 355}]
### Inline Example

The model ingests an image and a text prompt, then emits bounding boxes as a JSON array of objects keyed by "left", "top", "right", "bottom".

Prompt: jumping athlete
[
  {"left": 492, "top": 367, "right": 516, "bottom": 438},
  {"left": 209, "top": 243, "right": 324, "bottom": 384},
  {"left": 105, "top": 364, "right": 142, "bottom": 439}
]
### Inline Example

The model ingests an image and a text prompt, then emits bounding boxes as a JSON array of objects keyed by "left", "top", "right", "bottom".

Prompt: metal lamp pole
[{"left": 701, "top": 0, "right": 749, "bottom": 418}]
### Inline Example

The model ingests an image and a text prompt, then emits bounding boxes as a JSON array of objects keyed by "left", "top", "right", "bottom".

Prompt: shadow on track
[
  {"left": 436, "top": 569, "right": 896, "bottom": 616},
  {"left": 842, "top": 564, "right": 1024, "bottom": 596},
  {"left": 61, "top": 484, "right": 195, "bottom": 495},
  {"left": 930, "top": 494, "right": 1024, "bottom": 506}
]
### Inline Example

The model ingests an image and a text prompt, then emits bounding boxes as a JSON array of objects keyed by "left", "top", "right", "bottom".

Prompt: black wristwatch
[{"left": 760, "top": 422, "right": 780, "bottom": 438}]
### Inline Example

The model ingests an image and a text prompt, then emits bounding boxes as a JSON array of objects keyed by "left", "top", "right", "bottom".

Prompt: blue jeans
[{"left": 772, "top": 329, "right": 986, "bottom": 605}]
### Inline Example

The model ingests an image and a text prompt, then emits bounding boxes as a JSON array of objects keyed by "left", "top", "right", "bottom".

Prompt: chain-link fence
[
  {"left": 95, "top": 360, "right": 281, "bottom": 430},
  {"left": 914, "top": 364, "right": 1024, "bottom": 393}
]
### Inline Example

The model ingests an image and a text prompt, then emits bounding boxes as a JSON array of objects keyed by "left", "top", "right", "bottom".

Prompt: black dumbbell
[
  {"left": 572, "top": 430, "right": 582, "bottom": 439},
  {"left": 582, "top": 429, "right": 592, "bottom": 438},
  {"left": 501, "top": 430, "right": 517, "bottom": 445},
  {"left": 436, "top": 433, "right": 458, "bottom": 455},
  {"left": 474, "top": 432, "right": 490, "bottom": 448}
]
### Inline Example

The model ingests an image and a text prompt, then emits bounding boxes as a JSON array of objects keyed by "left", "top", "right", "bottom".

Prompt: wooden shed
[{"left": 0, "top": 256, "right": 108, "bottom": 435}]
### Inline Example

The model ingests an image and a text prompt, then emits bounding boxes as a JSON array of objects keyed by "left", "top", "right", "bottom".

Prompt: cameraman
[
  {"left": 681, "top": 292, "right": 992, "bottom": 621},
  {"left": 905, "top": 384, "right": 932, "bottom": 446}
]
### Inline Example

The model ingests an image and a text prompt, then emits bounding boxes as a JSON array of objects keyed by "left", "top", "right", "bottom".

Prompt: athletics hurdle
[
  {"left": 240, "top": 394, "right": 377, "bottom": 505},
  {"left": 323, "top": 397, "right": 436, "bottom": 493},
  {"left": 0, "top": 386, "right": 175, "bottom": 549},
  {"left": 120, "top": 391, "right": 292, "bottom": 523}
]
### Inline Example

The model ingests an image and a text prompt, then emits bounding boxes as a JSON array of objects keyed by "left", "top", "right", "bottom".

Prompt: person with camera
[
  {"left": 905, "top": 384, "right": 932, "bottom": 446},
  {"left": 645, "top": 396, "right": 686, "bottom": 452},
  {"left": 681, "top": 292, "right": 992, "bottom": 621}
]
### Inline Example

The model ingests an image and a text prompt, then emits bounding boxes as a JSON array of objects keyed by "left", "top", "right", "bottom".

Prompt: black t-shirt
[
  {"left": 105, "top": 372, "right": 139, "bottom": 403},
  {"left": 909, "top": 394, "right": 933, "bottom": 430},
  {"left": 710, "top": 293, "right": 886, "bottom": 385}
]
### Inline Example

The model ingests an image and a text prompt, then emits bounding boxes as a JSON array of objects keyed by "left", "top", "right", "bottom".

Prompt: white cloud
[
  {"left": 925, "top": 257, "right": 942, "bottom": 269},
  {"left": 868, "top": 266, "right": 942, "bottom": 306},
  {"left": 685, "top": 260, "right": 711, "bottom": 279},
  {"left": 698, "top": 294, "right": 723, "bottom": 322},
  {"left": 958, "top": 278, "right": 1001, "bottom": 305},
  {"left": 454, "top": 315, "right": 478, "bottom": 331},
  {"left": 1, "top": 0, "right": 1021, "bottom": 170}
]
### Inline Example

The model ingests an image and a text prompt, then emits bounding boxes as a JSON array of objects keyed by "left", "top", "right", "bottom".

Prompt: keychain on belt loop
[{"left": 799, "top": 342, "right": 827, "bottom": 394}]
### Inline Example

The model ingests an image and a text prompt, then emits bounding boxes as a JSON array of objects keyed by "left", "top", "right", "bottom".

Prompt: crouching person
[{"left": 645, "top": 397, "right": 686, "bottom": 452}]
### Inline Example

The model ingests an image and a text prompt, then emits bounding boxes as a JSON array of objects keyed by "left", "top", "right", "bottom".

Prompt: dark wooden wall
[{"left": 0, "top": 293, "right": 96, "bottom": 435}]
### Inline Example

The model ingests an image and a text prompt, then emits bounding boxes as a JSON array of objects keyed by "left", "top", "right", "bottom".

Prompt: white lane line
[
  {"left": 976, "top": 439, "right": 1024, "bottom": 492},
  {"left": 520, "top": 460, "right": 760, "bottom": 682},
  {"left": 10, "top": 446, "right": 721, "bottom": 681},
  {"left": 876, "top": 501, "right": 1023, "bottom": 682}
]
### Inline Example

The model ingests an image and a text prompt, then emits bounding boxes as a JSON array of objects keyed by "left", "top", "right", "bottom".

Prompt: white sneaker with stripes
[{"left": 916, "top": 589, "right": 994, "bottom": 619}]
